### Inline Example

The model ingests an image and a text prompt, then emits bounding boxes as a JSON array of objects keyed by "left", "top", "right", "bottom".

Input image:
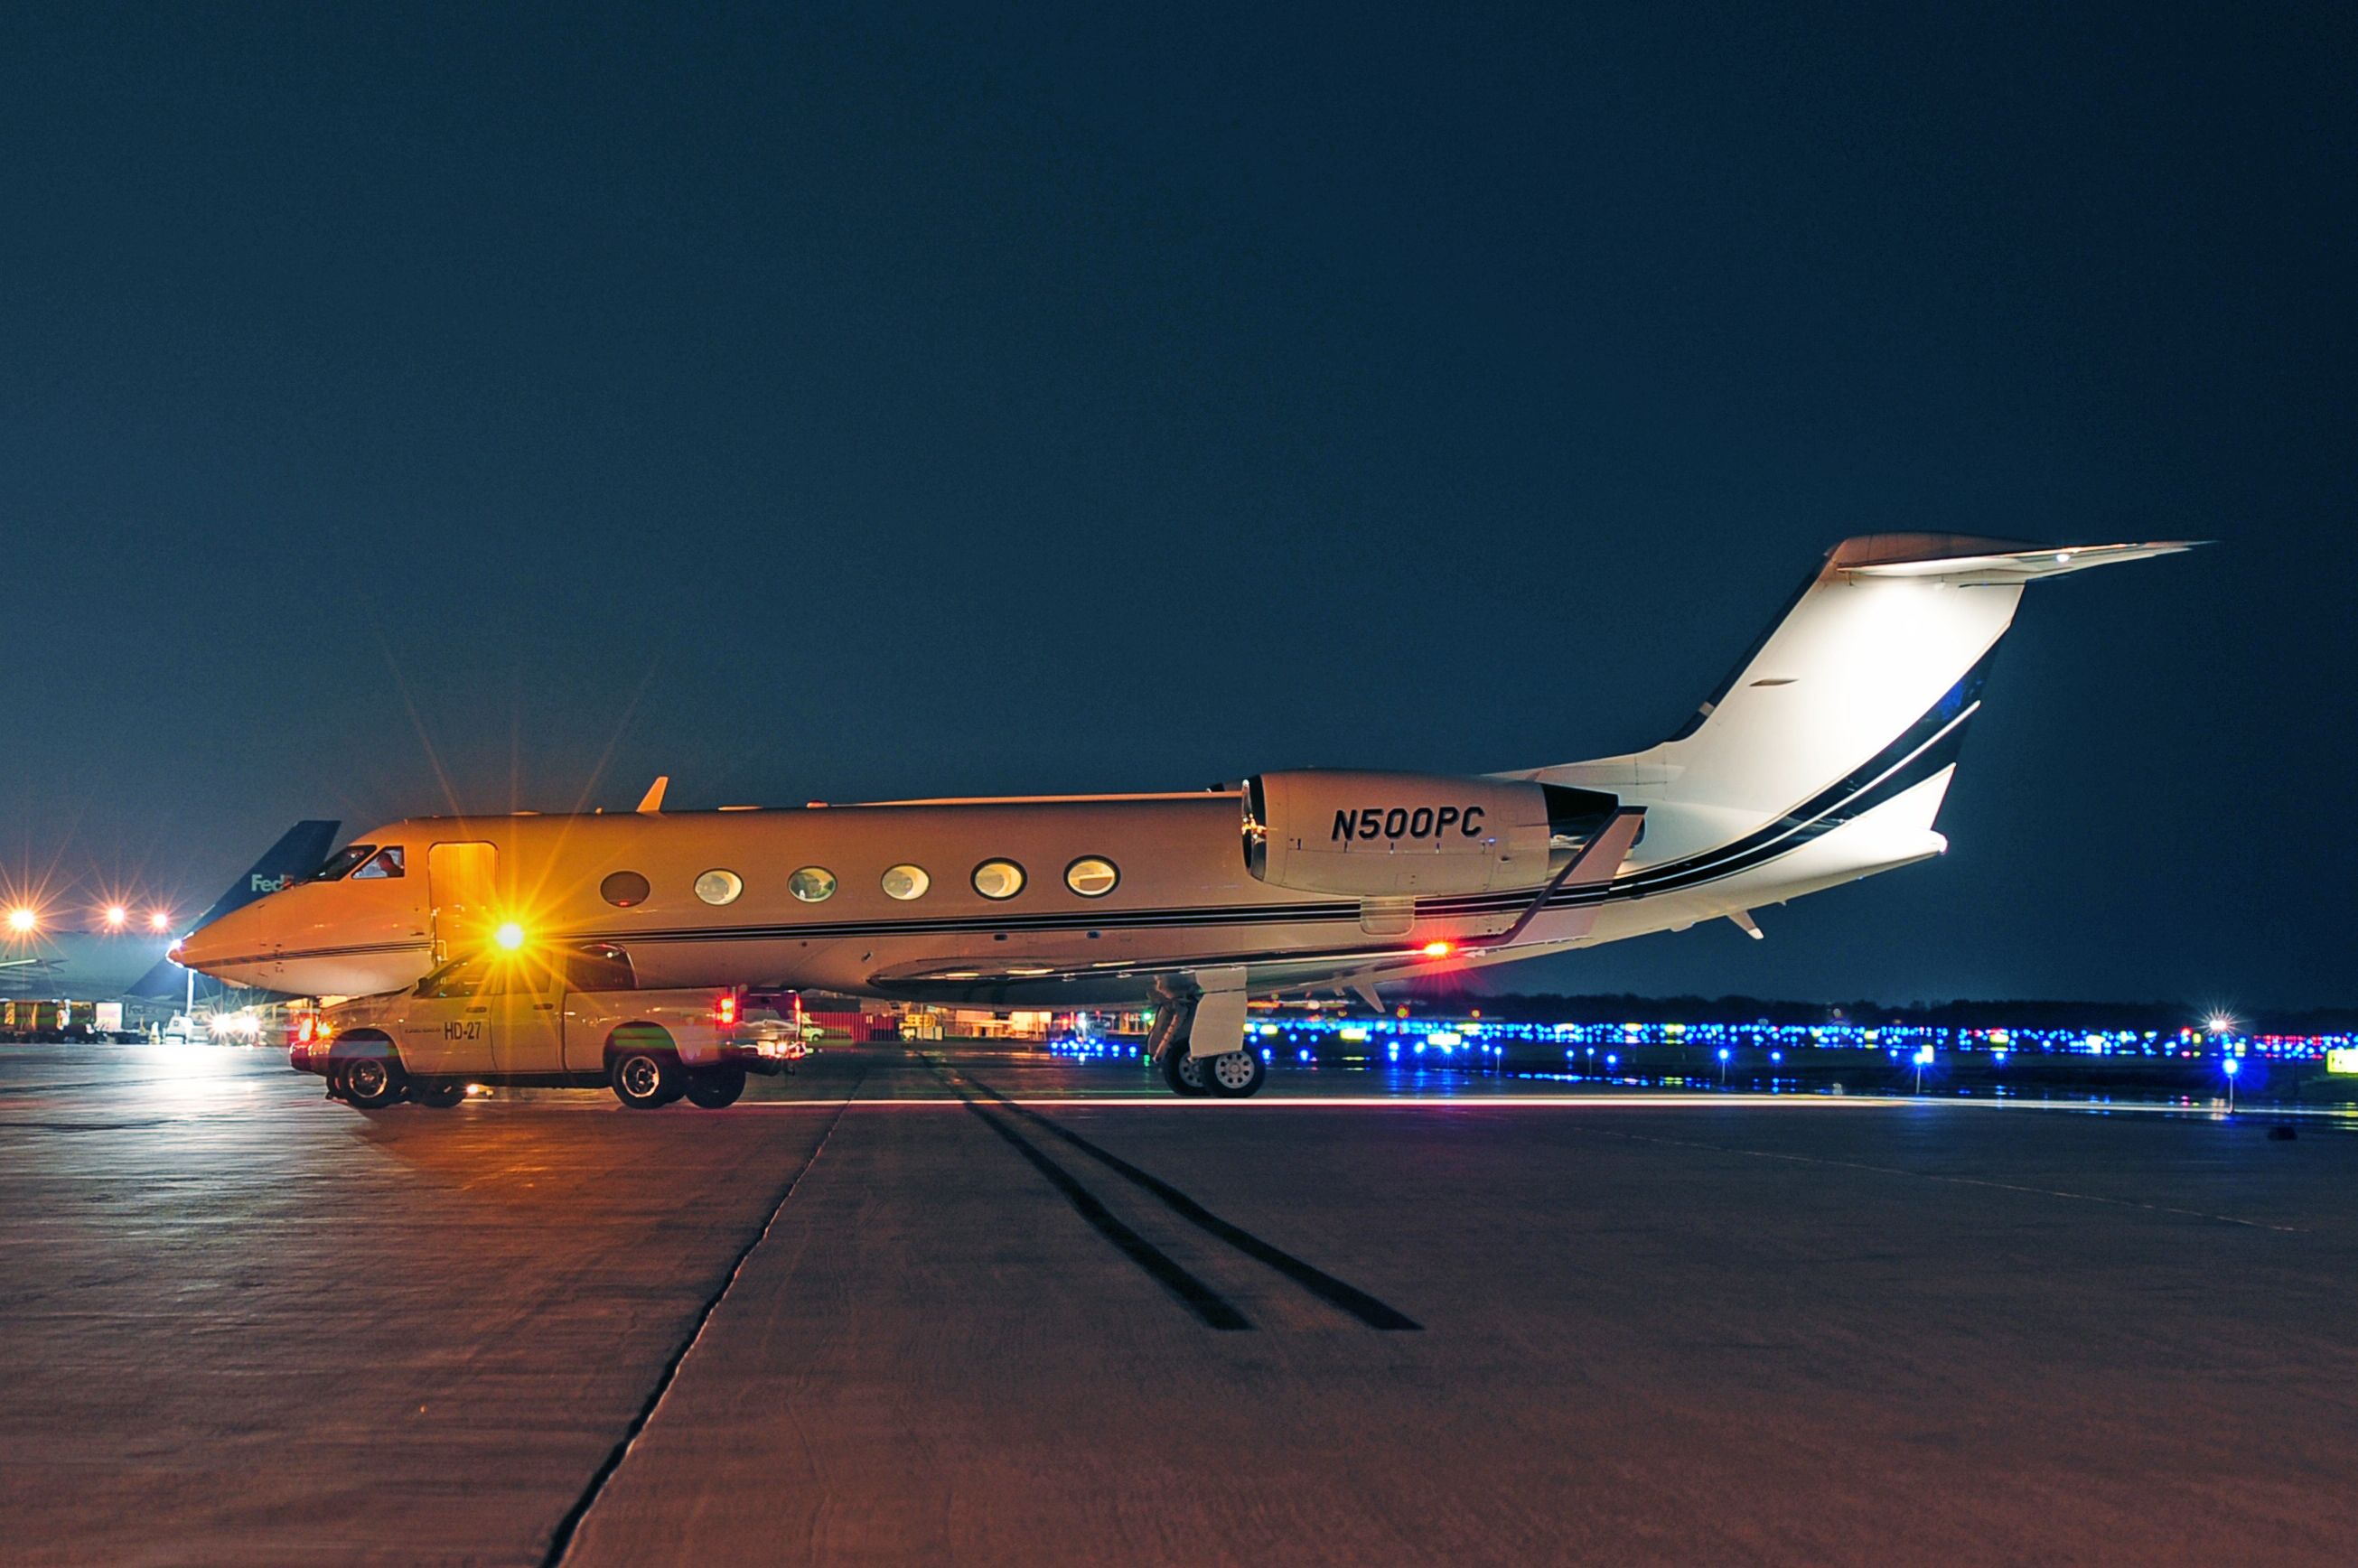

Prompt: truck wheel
[
  {"left": 1159, "top": 1041, "right": 1209, "bottom": 1097},
  {"left": 342, "top": 1054, "right": 406, "bottom": 1109},
  {"left": 683, "top": 1068, "right": 747, "bottom": 1109},
  {"left": 611, "top": 1050, "right": 677, "bottom": 1108},
  {"left": 414, "top": 1080, "right": 465, "bottom": 1108}
]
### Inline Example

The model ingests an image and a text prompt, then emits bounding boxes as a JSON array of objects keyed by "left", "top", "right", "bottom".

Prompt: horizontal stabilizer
[
  {"left": 1836, "top": 537, "right": 2204, "bottom": 585},
  {"left": 1522, "top": 534, "right": 2204, "bottom": 822}
]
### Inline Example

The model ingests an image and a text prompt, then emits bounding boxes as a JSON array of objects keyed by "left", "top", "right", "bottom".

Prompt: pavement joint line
[
  {"left": 919, "top": 1056, "right": 1252, "bottom": 1330},
  {"left": 950, "top": 1067, "right": 1422, "bottom": 1331},
  {"left": 539, "top": 1069, "right": 867, "bottom": 1568},
  {"left": 1570, "top": 1125, "right": 2307, "bottom": 1233}
]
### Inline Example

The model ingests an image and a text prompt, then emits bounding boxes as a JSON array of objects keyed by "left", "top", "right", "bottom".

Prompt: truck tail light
[
  {"left": 296, "top": 1013, "right": 317, "bottom": 1044},
  {"left": 715, "top": 993, "right": 738, "bottom": 1027}
]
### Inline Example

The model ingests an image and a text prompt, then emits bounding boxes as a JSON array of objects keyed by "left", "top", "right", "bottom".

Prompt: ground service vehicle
[
  {"left": 0, "top": 1000, "right": 139, "bottom": 1043},
  {"left": 292, "top": 945, "right": 786, "bottom": 1110}
]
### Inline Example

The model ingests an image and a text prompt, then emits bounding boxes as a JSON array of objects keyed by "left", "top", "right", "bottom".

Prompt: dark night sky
[{"left": 2, "top": 4, "right": 2350, "bottom": 1010}]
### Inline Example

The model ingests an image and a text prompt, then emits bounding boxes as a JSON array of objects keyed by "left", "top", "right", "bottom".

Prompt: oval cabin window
[
  {"left": 788, "top": 866, "right": 837, "bottom": 903},
  {"left": 601, "top": 871, "right": 651, "bottom": 908},
  {"left": 881, "top": 864, "right": 930, "bottom": 901},
  {"left": 1064, "top": 857, "right": 1119, "bottom": 897},
  {"left": 971, "top": 860, "right": 1025, "bottom": 901},
  {"left": 694, "top": 869, "right": 744, "bottom": 906}
]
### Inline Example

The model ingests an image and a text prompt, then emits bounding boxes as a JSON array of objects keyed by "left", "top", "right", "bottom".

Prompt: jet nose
[{"left": 173, "top": 903, "right": 271, "bottom": 980}]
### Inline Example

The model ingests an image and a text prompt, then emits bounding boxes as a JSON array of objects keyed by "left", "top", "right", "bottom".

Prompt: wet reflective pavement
[{"left": 5, "top": 1043, "right": 2356, "bottom": 1564}]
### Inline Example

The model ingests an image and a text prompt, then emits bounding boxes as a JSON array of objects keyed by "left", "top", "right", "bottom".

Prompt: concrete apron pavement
[{"left": 5, "top": 1044, "right": 2358, "bottom": 1565}]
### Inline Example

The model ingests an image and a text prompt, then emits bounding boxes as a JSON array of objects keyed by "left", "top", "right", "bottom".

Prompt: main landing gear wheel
[
  {"left": 413, "top": 1080, "right": 465, "bottom": 1109},
  {"left": 611, "top": 1050, "right": 678, "bottom": 1109},
  {"left": 1203, "top": 1050, "right": 1267, "bottom": 1098},
  {"left": 1160, "top": 1043, "right": 1209, "bottom": 1097},
  {"left": 342, "top": 1055, "right": 406, "bottom": 1109},
  {"left": 683, "top": 1067, "right": 747, "bottom": 1109}
]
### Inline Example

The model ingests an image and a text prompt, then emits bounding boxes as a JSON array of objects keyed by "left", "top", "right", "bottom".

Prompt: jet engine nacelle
[{"left": 1242, "top": 770, "right": 1616, "bottom": 897}]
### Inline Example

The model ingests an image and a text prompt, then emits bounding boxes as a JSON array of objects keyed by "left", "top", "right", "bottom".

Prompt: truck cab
[{"left": 295, "top": 944, "right": 793, "bottom": 1111}]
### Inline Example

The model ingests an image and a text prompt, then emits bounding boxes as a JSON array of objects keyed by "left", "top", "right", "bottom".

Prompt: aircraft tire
[
  {"left": 413, "top": 1080, "right": 465, "bottom": 1108},
  {"left": 683, "top": 1067, "right": 747, "bottom": 1109},
  {"left": 341, "top": 1053, "right": 406, "bottom": 1110},
  {"left": 1202, "top": 1049, "right": 1267, "bottom": 1098},
  {"left": 611, "top": 1048, "right": 678, "bottom": 1109},
  {"left": 1159, "top": 1042, "right": 1209, "bottom": 1097}
]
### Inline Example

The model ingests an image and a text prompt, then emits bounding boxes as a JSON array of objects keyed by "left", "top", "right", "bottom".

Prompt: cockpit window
[
  {"left": 309, "top": 845, "right": 377, "bottom": 882},
  {"left": 350, "top": 846, "right": 406, "bottom": 881}
]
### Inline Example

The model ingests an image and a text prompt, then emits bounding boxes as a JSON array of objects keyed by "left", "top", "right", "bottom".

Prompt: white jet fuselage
[{"left": 173, "top": 534, "right": 2197, "bottom": 1012}]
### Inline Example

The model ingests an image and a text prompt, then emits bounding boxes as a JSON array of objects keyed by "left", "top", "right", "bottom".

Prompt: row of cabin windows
[{"left": 598, "top": 856, "right": 1120, "bottom": 910}]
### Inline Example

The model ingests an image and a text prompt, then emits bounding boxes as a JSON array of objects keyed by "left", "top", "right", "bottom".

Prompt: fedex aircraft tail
[
  {"left": 1522, "top": 536, "right": 2198, "bottom": 865},
  {"left": 128, "top": 821, "right": 341, "bottom": 999}
]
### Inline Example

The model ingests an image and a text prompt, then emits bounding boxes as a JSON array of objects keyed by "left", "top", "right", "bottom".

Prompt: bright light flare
[
  {"left": 1420, "top": 940, "right": 1453, "bottom": 958},
  {"left": 5, "top": 907, "right": 36, "bottom": 935},
  {"left": 2207, "top": 1013, "right": 2237, "bottom": 1036},
  {"left": 103, "top": 904, "right": 129, "bottom": 929},
  {"left": 493, "top": 921, "right": 527, "bottom": 951},
  {"left": 147, "top": 910, "right": 173, "bottom": 933}
]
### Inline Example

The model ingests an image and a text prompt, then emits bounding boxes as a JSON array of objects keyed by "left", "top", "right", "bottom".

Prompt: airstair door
[{"left": 426, "top": 841, "right": 500, "bottom": 964}]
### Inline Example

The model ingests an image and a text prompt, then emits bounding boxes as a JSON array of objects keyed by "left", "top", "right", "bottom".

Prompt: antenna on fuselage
[{"left": 636, "top": 776, "right": 669, "bottom": 815}]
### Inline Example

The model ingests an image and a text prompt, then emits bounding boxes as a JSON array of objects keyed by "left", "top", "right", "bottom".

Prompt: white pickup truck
[{"left": 291, "top": 946, "right": 793, "bottom": 1111}]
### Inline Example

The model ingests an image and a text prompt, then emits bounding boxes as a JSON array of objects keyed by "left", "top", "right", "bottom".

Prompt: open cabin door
[{"left": 426, "top": 841, "right": 499, "bottom": 965}]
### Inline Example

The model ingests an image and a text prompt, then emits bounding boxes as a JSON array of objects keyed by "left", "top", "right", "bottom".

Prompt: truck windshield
[
  {"left": 309, "top": 845, "right": 377, "bottom": 882},
  {"left": 415, "top": 956, "right": 486, "bottom": 999},
  {"left": 564, "top": 947, "right": 636, "bottom": 992}
]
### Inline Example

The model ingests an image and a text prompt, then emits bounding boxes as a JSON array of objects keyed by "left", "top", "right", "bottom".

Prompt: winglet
[{"left": 636, "top": 776, "right": 669, "bottom": 815}]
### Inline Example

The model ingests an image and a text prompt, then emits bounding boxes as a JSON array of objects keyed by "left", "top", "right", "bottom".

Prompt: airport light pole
[{"left": 2223, "top": 1053, "right": 2240, "bottom": 1113}]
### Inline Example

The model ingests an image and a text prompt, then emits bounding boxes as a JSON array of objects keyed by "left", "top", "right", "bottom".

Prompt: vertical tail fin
[{"left": 1530, "top": 536, "right": 2199, "bottom": 819}]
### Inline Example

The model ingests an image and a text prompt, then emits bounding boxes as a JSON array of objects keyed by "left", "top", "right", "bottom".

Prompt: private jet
[{"left": 173, "top": 534, "right": 2197, "bottom": 1097}]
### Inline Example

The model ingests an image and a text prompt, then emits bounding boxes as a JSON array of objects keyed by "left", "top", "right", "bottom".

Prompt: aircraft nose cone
[{"left": 173, "top": 905, "right": 267, "bottom": 979}]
